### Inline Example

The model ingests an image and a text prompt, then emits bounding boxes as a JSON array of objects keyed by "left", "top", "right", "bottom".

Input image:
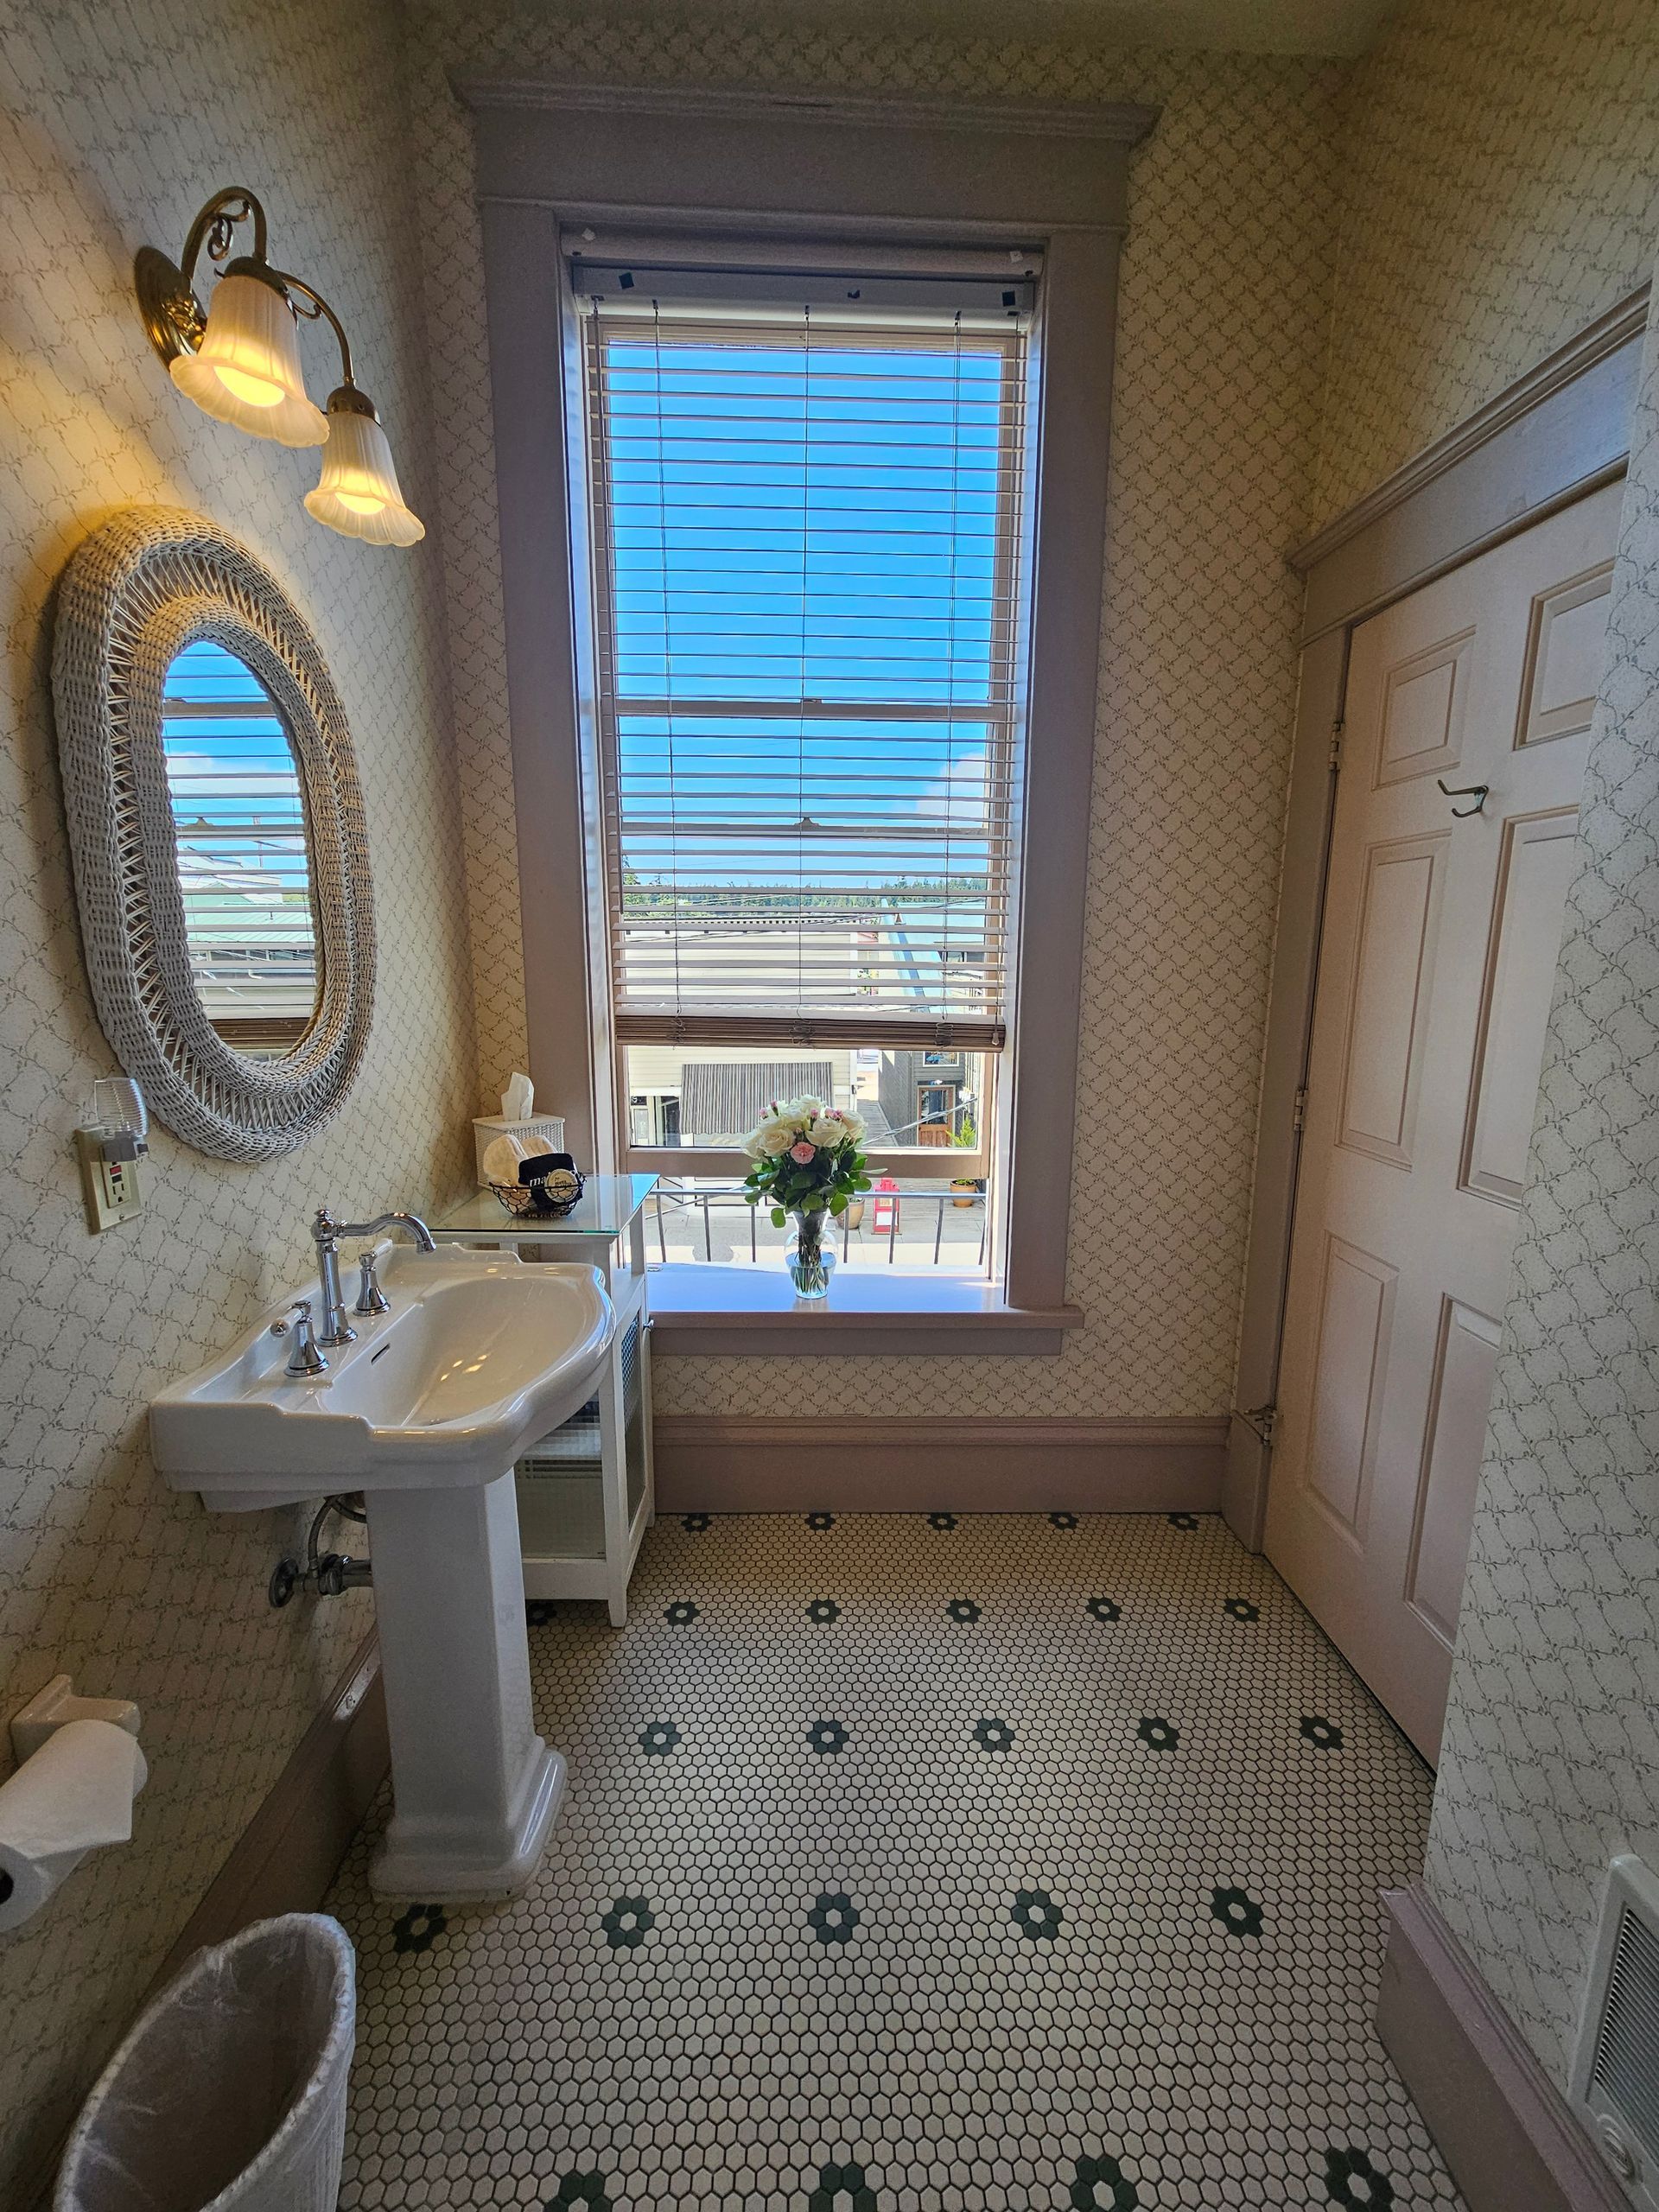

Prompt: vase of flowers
[{"left": 741, "top": 1095, "right": 870, "bottom": 1300}]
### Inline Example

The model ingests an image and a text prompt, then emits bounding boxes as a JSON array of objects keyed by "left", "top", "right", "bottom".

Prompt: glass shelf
[{"left": 432, "top": 1174, "right": 658, "bottom": 1245}]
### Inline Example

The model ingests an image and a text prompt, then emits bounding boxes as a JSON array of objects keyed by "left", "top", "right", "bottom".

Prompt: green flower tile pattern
[{"left": 330, "top": 1511, "right": 1458, "bottom": 2209}]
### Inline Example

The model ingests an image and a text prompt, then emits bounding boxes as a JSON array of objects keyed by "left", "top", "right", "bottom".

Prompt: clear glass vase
[{"left": 787, "top": 1208, "right": 836, "bottom": 1300}]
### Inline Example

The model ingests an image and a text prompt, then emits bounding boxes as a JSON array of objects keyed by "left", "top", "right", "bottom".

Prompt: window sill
[{"left": 645, "top": 1264, "right": 1082, "bottom": 1356}]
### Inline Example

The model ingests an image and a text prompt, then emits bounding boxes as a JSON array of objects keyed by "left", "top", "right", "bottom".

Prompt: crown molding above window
[
  {"left": 458, "top": 78, "right": 1160, "bottom": 147},
  {"left": 461, "top": 78, "right": 1159, "bottom": 233}
]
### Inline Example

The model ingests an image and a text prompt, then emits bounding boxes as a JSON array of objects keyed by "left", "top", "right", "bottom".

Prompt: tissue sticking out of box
[
  {"left": 502, "top": 1072, "right": 534, "bottom": 1122},
  {"left": 482, "top": 1133, "right": 531, "bottom": 1185}
]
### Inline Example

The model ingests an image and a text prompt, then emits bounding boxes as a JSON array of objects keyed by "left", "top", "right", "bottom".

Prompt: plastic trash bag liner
[{"left": 55, "top": 1911, "right": 355, "bottom": 2212}]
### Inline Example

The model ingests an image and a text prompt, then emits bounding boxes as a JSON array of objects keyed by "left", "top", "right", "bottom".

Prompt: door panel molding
[
  {"left": 1516, "top": 563, "right": 1615, "bottom": 749},
  {"left": 1376, "top": 629, "right": 1474, "bottom": 787},
  {"left": 1302, "top": 1235, "right": 1398, "bottom": 1541},
  {"left": 1404, "top": 1296, "right": 1503, "bottom": 1645},
  {"left": 1337, "top": 834, "right": 1448, "bottom": 1170},
  {"left": 1460, "top": 809, "right": 1581, "bottom": 1208}
]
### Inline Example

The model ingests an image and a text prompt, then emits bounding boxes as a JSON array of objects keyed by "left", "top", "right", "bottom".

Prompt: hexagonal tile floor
[{"left": 327, "top": 1511, "right": 1462, "bottom": 2210}]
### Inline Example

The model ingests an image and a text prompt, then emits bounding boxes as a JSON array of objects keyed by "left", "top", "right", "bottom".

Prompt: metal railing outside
[{"left": 648, "top": 1181, "right": 989, "bottom": 1272}]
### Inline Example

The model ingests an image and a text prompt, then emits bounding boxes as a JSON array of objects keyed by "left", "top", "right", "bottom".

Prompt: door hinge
[
  {"left": 1329, "top": 720, "right": 1344, "bottom": 771},
  {"left": 1237, "top": 1402, "right": 1278, "bottom": 1448},
  {"left": 1293, "top": 1084, "right": 1309, "bottom": 1133}
]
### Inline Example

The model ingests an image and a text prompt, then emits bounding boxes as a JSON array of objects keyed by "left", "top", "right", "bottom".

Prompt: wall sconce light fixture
[{"left": 136, "top": 188, "right": 424, "bottom": 548}]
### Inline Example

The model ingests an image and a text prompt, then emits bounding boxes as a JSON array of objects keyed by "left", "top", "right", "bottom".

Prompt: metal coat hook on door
[{"left": 1437, "top": 777, "right": 1490, "bottom": 817}]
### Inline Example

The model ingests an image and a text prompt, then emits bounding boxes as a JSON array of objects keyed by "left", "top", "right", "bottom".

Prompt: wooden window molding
[{"left": 467, "top": 80, "right": 1154, "bottom": 1332}]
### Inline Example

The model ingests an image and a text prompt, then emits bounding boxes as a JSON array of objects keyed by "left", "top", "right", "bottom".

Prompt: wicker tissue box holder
[{"left": 474, "top": 1113, "right": 566, "bottom": 1186}]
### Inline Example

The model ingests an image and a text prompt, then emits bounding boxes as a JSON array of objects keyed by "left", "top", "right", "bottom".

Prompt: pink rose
[{"left": 789, "top": 1141, "right": 816, "bottom": 1163}]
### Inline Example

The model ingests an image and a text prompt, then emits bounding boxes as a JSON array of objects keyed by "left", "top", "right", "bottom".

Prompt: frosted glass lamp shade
[
  {"left": 304, "top": 405, "right": 425, "bottom": 547},
  {"left": 168, "top": 271, "right": 328, "bottom": 448}
]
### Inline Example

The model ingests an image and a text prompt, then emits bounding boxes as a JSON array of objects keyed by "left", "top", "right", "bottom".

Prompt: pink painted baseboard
[
  {"left": 652, "top": 1414, "right": 1227, "bottom": 1513},
  {"left": 1377, "top": 1885, "right": 1625, "bottom": 2212}
]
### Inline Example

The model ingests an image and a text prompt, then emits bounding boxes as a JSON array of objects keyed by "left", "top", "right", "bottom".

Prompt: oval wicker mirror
[{"left": 52, "top": 509, "right": 375, "bottom": 1161}]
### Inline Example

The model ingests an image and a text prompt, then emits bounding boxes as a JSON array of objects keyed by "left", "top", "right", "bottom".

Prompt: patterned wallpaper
[
  {"left": 405, "top": 2, "right": 1344, "bottom": 1421},
  {"left": 1313, "top": 0, "right": 1659, "bottom": 524},
  {"left": 1421, "top": 271, "right": 1659, "bottom": 2094},
  {"left": 0, "top": 0, "right": 475, "bottom": 2192},
  {"left": 4, "top": 0, "right": 1655, "bottom": 2179}
]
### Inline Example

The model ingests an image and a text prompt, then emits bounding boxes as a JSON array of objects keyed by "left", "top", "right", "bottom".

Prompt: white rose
[
  {"left": 759, "top": 1123, "right": 793, "bottom": 1157},
  {"left": 837, "top": 1109, "right": 866, "bottom": 1143},
  {"left": 808, "top": 1116, "right": 842, "bottom": 1147}
]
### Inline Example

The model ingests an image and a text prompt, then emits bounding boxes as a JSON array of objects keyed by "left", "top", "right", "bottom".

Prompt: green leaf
[
  {"left": 830, "top": 1192, "right": 846, "bottom": 1215},
  {"left": 771, "top": 1208, "right": 786, "bottom": 1229},
  {"left": 854, "top": 1175, "right": 872, "bottom": 1192}
]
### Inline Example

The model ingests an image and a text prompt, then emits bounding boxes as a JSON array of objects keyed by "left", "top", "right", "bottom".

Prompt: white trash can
[{"left": 55, "top": 1912, "right": 355, "bottom": 2212}]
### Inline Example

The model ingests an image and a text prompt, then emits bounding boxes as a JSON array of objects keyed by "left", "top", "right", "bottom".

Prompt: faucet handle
[
  {"left": 354, "top": 1250, "right": 391, "bottom": 1317},
  {"left": 270, "top": 1298, "right": 328, "bottom": 1377}
]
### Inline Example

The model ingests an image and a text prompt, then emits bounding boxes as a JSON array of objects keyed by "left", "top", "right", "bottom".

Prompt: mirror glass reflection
[{"left": 161, "top": 639, "right": 318, "bottom": 1055}]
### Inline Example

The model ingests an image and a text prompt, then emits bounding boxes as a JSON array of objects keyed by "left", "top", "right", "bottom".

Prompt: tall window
[{"left": 579, "top": 257, "right": 1031, "bottom": 1178}]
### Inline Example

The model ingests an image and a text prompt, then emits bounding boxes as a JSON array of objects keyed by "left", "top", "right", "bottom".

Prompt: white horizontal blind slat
[
  {"left": 584, "top": 293, "right": 1027, "bottom": 1052},
  {"left": 160, "top": 638, "right": 318, "bottom": 1036}
]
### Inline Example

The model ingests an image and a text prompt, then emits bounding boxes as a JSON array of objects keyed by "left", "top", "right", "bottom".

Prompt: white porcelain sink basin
[
  {"left": 150, "top": 1246, "right": 613, "bottom": 1509},
  {"left": 149, "top": 1240, "right": 617, "bottom": 1904}
]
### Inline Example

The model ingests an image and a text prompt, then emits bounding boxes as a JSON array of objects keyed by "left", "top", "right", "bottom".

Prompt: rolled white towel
[{"left": 482, "top": 1132, "right": 531, "bottom": 1184}]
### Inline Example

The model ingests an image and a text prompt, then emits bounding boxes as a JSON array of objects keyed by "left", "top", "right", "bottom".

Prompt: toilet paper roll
[{"left": 0, "top": 1718, "right": 147, "bottom": 1933}]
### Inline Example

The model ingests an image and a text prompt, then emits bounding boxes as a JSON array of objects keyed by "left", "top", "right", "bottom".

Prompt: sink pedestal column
[{"left": 365, "top": 1467, "right": 564, "bottom": 1899}]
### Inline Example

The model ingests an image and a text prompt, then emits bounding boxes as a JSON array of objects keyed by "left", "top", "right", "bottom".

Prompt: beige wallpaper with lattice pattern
[
  {"left": 1313, "top": 0, "right": 1659, "bottom": 524},
  {"left": 406, "top": 3, "right": 1345, "bottom": 1421},
  {"left": 6, "top": 0, "right": 1657, "bottom": 2178},
  {"left": 0, "top": 0, "right": 476, "bottom": 2191}
]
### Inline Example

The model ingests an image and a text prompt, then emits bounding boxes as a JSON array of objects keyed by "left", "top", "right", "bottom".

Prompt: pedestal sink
[{"left": 150, "top": 1245, "right": 613, "bottom": 1899}]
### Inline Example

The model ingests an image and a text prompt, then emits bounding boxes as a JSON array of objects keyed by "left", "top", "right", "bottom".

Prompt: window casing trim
[{"left": 471, "top": 85, "right": 1151, "bottom": 1325}]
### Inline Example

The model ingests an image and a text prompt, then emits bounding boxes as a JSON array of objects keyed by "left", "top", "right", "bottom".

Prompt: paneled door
[{"left": 1265, "top": 483, "right": 1622, "bottom": 1760}]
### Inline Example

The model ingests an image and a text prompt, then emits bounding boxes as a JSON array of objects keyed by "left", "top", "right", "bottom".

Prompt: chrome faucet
[{"left": 310, "top": 1208, "right": 436, "bottom": 1345}]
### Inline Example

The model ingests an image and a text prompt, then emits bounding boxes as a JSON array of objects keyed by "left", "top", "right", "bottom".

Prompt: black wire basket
[{"left": 489, "top": 1170, "right": 584, "bottom": 1219}]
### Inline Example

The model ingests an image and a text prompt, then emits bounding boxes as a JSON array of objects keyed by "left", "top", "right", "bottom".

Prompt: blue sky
[
  {"left": 601, "top": 331, "right": 1013, "bottom": 906},
  {"left": 157, "top": 330, "right": 1017, "bottom": 1010},
  {"left": 161, "top": 639, "right": 315, "bottom": 1004}
]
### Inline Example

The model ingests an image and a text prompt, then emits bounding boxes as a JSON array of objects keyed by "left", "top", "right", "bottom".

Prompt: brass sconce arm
[
  {"left": 137, "top": 188, "right": 365, "bottom": 410},
  {"left": 264, "top": 268, "right": 359, "bottom": 397},
  {"left": 136, "top": 186, "right": 273, "bottom": 363},
  {"left": 176, "top": 185, "right": 269, "bottom": 288}
]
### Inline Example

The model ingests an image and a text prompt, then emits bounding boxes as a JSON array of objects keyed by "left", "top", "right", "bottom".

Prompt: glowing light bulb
[
  {"left": 168, "top": 270, "right": 327, "bottom": 447},
  {"left": 304, "top": 391, "right": 424, "bottom": 547}
]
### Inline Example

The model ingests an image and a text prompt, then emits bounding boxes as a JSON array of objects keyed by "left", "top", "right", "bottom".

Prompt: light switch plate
[{"left": 75, "top": 1128, "right": 144, "bottom": 1232}]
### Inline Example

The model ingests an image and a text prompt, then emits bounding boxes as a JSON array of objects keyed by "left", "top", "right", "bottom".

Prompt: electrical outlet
[{"left": 75, "top": 1128, "right": 144, "bottom": 1232}]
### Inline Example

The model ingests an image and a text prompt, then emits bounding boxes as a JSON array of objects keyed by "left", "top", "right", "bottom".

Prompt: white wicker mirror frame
[{"left": 52, "top": 508, "right": 375, "bottom": 1161}]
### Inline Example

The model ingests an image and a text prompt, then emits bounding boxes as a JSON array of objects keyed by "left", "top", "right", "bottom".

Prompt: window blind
[
  {"left": 580, "top": 271, "right": 1028, "bottom": 1052},
  {"left": 161, "top": 639, "right": 318, "bottom": 1045}
]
